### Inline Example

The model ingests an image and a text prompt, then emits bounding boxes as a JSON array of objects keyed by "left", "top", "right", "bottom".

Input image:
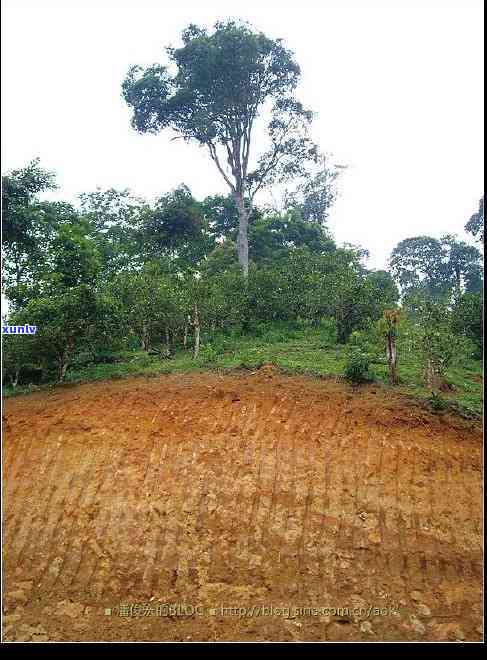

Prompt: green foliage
[
  {"left": 200, "top": 194, "right": 260, "bottom": 243},
  {"left": 390, "top": 234, "right": 483, "bottom": 300},
  {"left": 4, "top": 285, "right": 101, "bottom": 382},
  {"left": 2, "top": 331, "right": 41, "bottom": 387},
  {"left": 249, "top": 210, "right": 336, "bottom": 263},
  {"left": 332, "top": 262, "right": 397, "bottom": 343},
  {"left": 78, "top": 187, "right": 146, "bottom": 275},
  {"left": 4, "top": 320, "right": 482, "bottom": 418},
  {"left": 122, "top": 21, "right": 312, "bottom": 195},
  {"left": 50, "top": 220, "right": 101, "bottom": 287},
  {"left": 2, "top": 158, "right": 57, "bottom": 245},
  {"left": 451, "top": 292, "right": 483, "bottom": 356},
  {"left": 406, "top": 296, "right": 461, "bottom": 389},
  {"left": 441, "top": 234, "right": 483, "bottom": 294},
  {"left": 428, "top": 391, "right": 449, "bottom": 412},
  {"left": 389, "top": 236, "right": 450, "bottom": 299},
  {"left": 348, "top": 325, "right": 382, "bottom": 361},
  {"left": 108, "top": 264, "right": 184, "bottom": 351},
  {"left": 465, "top": 195, "right": 484, "bottom": 243},
  {"left": 344, "top": 348, "right": 374, "bottom": 384},
  {"left": 122, "top": 20, "right": 322, "bottom": 275},
  {"left": 2, "top": 160, "right": 60, "bottom": 294},
  {"left": 141, "top": 185, "right": 213, "bottom": 269}
]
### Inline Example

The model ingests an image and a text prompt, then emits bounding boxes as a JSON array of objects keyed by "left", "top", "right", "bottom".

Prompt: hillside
[{"left": 3, "top": 370, "right": 483, "bottom": 642}]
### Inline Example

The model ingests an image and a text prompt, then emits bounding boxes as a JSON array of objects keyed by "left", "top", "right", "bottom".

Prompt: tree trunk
[
  {"left": 192, "top": 303, "right": 200, "bottom": 359},
  {"left": 141, "top": 323, "right": 150, "bottom": 352},
  {"left": 386, "top": 332, "right": 398, "bottom": 385},
  {"left": 11, "top": 369, "right": 19, "bottom": 388},
  {"left": 58, "top": 337, "right": 75, "bottom": 383},
  {"left": 183, "top": 319, "right": 189, "bottom": 349},
  {"left": 425, "top": 359, "right": 443, "bottom": 390},
  {"left": 59, "top": 360, "right": 69, "bottom": 383},
  {"left": 234, "top": 191, "right": 249, "bottom": 278}
]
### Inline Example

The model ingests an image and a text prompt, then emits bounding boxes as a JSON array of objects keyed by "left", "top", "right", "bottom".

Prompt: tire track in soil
[
  {"left": 295, "top": 396, "right": 333, "bottom": 601},
  {"left": 141, "top": 393, "right": 190, "bottom": 591},
  {"left": 32, "top": 441, "right": 84, "bottom": 582},
  {"left": 21, "top": 436, "right": 79, "bottom": 576},
  {"left": 67, "top": 432, "right": 126, "bottom": 593},
  {"left": 39, "top": 436, "right": 103, "bottom": 590},
  {"left": 11, "top": 437, "right": 64, "bottom": 567},
  {"left": 3, "top": 431, "right": 36, "bottom": 508},
  {"left": 157, "top": 398, "right": 205, "bottom": 593},
  {"left": 218, "top": 399, "right": 260, "bottom": 582},
  {"left": 295, "top": 419, "right": 314, "bottom": 601},
  {"left": 234, "top": 394, "right": 284, "bottom": 574},
  {"left": 3, "top": 431, "right": 45, "bottom": 551},
  {"left": 189, "top": 397, "right": 230, "bottom": 588},
  {"left": 42, "top": 441, "right": 103, "bottom": 591},
  {"left": 316, "top": 402, "right": 345, "bottom": 594},
  {"left": 197, "top": 398, "right": 240, "bottom": 584},
  {"left": 162, "top": 415, "right": 202, "bottom": 581},
  {"left": 259, "top": 397, "right": 299, "bottom": 581},
  {"left": 264, "top": 400, "right": 298, "bottom": 594},
  {"left": 329, "top": 409, "right": 351, "bottom": 595}
]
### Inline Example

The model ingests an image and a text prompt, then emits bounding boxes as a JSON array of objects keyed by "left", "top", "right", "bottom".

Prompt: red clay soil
[{"left": 2, "top": 368, "right": 483, "bottom": 642}]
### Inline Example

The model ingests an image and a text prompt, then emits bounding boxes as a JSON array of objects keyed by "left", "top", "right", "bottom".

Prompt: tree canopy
[
  {"left": 389, "top": 234, "right": 482, "bottom": 300},
  {"left": 122, "top": 20, "right": 321, "bottom": 276}
]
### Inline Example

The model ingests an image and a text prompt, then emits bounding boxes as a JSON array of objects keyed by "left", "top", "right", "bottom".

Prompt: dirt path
[{"left": 2, "top": 369, "right": 483, "bottom": 642}]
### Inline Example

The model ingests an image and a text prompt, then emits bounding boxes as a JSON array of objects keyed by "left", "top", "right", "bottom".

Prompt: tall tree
[
  {"left": 389, "top": 236, "right": 448, "bottom": 299},
  {"left": 122, "top": 20, "right": 319, "bottom": 277},
  {"left": 390, "top": 234, "right": 483, "bottom": 301},
  {"left": 441, "top": 234, "right": 483, "bottom": 296}
]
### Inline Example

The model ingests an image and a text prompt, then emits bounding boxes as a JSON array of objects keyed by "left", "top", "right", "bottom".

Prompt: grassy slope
[{"left": 3, "top": 325, "right": 483, "bottom": 418}]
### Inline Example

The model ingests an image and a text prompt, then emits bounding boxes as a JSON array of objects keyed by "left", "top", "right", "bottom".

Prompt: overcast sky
[{"left": 1, "top": 0, "right": 484, "bottom": 269}]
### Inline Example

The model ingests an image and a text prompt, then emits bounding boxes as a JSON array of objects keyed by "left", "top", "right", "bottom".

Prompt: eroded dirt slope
[{"left": 2, "top": 369, "right": 483, "bottom": 642}]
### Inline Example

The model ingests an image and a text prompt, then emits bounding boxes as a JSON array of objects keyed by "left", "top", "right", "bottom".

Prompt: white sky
[{"left": 1, "top": 0, "right": 484, "bottom": 269}]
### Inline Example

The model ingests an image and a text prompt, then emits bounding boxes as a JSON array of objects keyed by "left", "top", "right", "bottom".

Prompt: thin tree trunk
[
  {"left": 386, "top": 332, "right": 398, "bottom": 385},
  {"left": 234, "top": 191, "right": 249, "bottom": 278},
  {"left": 58, "top": 337, "right": 75, "bottom": 383},
  {"left": 425, "top": 359, "right": 443, "bottom": 390},
  {"left": 59, "top": 360, "right": 69, "bottom": 383},
  {"left": 11, "top": 369, "right": 19, "bottom": 388},
  {"left": 141, "top": 323, "right": 150, "bottom": 352},
  {"left": 193, "top": 303, "right": 200, "bottom": 359},
  {"left": 183, "top": 320, "right": 189, "bottom": 349}
]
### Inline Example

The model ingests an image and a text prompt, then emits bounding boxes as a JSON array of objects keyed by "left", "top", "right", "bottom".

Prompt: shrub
[
  {"left": 428, "top": 392, "right": 449, "bottom": 412},
  {"left": 344, "top": 348, "right": 374, "bottom": 384},
  {"left": 319, "top": 317, "right": 338, "bottom": 345},
  {"left": 199, "top": 344, "right": 219, "bottom": 363}
]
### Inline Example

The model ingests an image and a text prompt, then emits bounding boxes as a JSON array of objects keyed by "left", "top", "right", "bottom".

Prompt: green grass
[{"left": 3, "top": 324, "right": 483, "bottom": 418}]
